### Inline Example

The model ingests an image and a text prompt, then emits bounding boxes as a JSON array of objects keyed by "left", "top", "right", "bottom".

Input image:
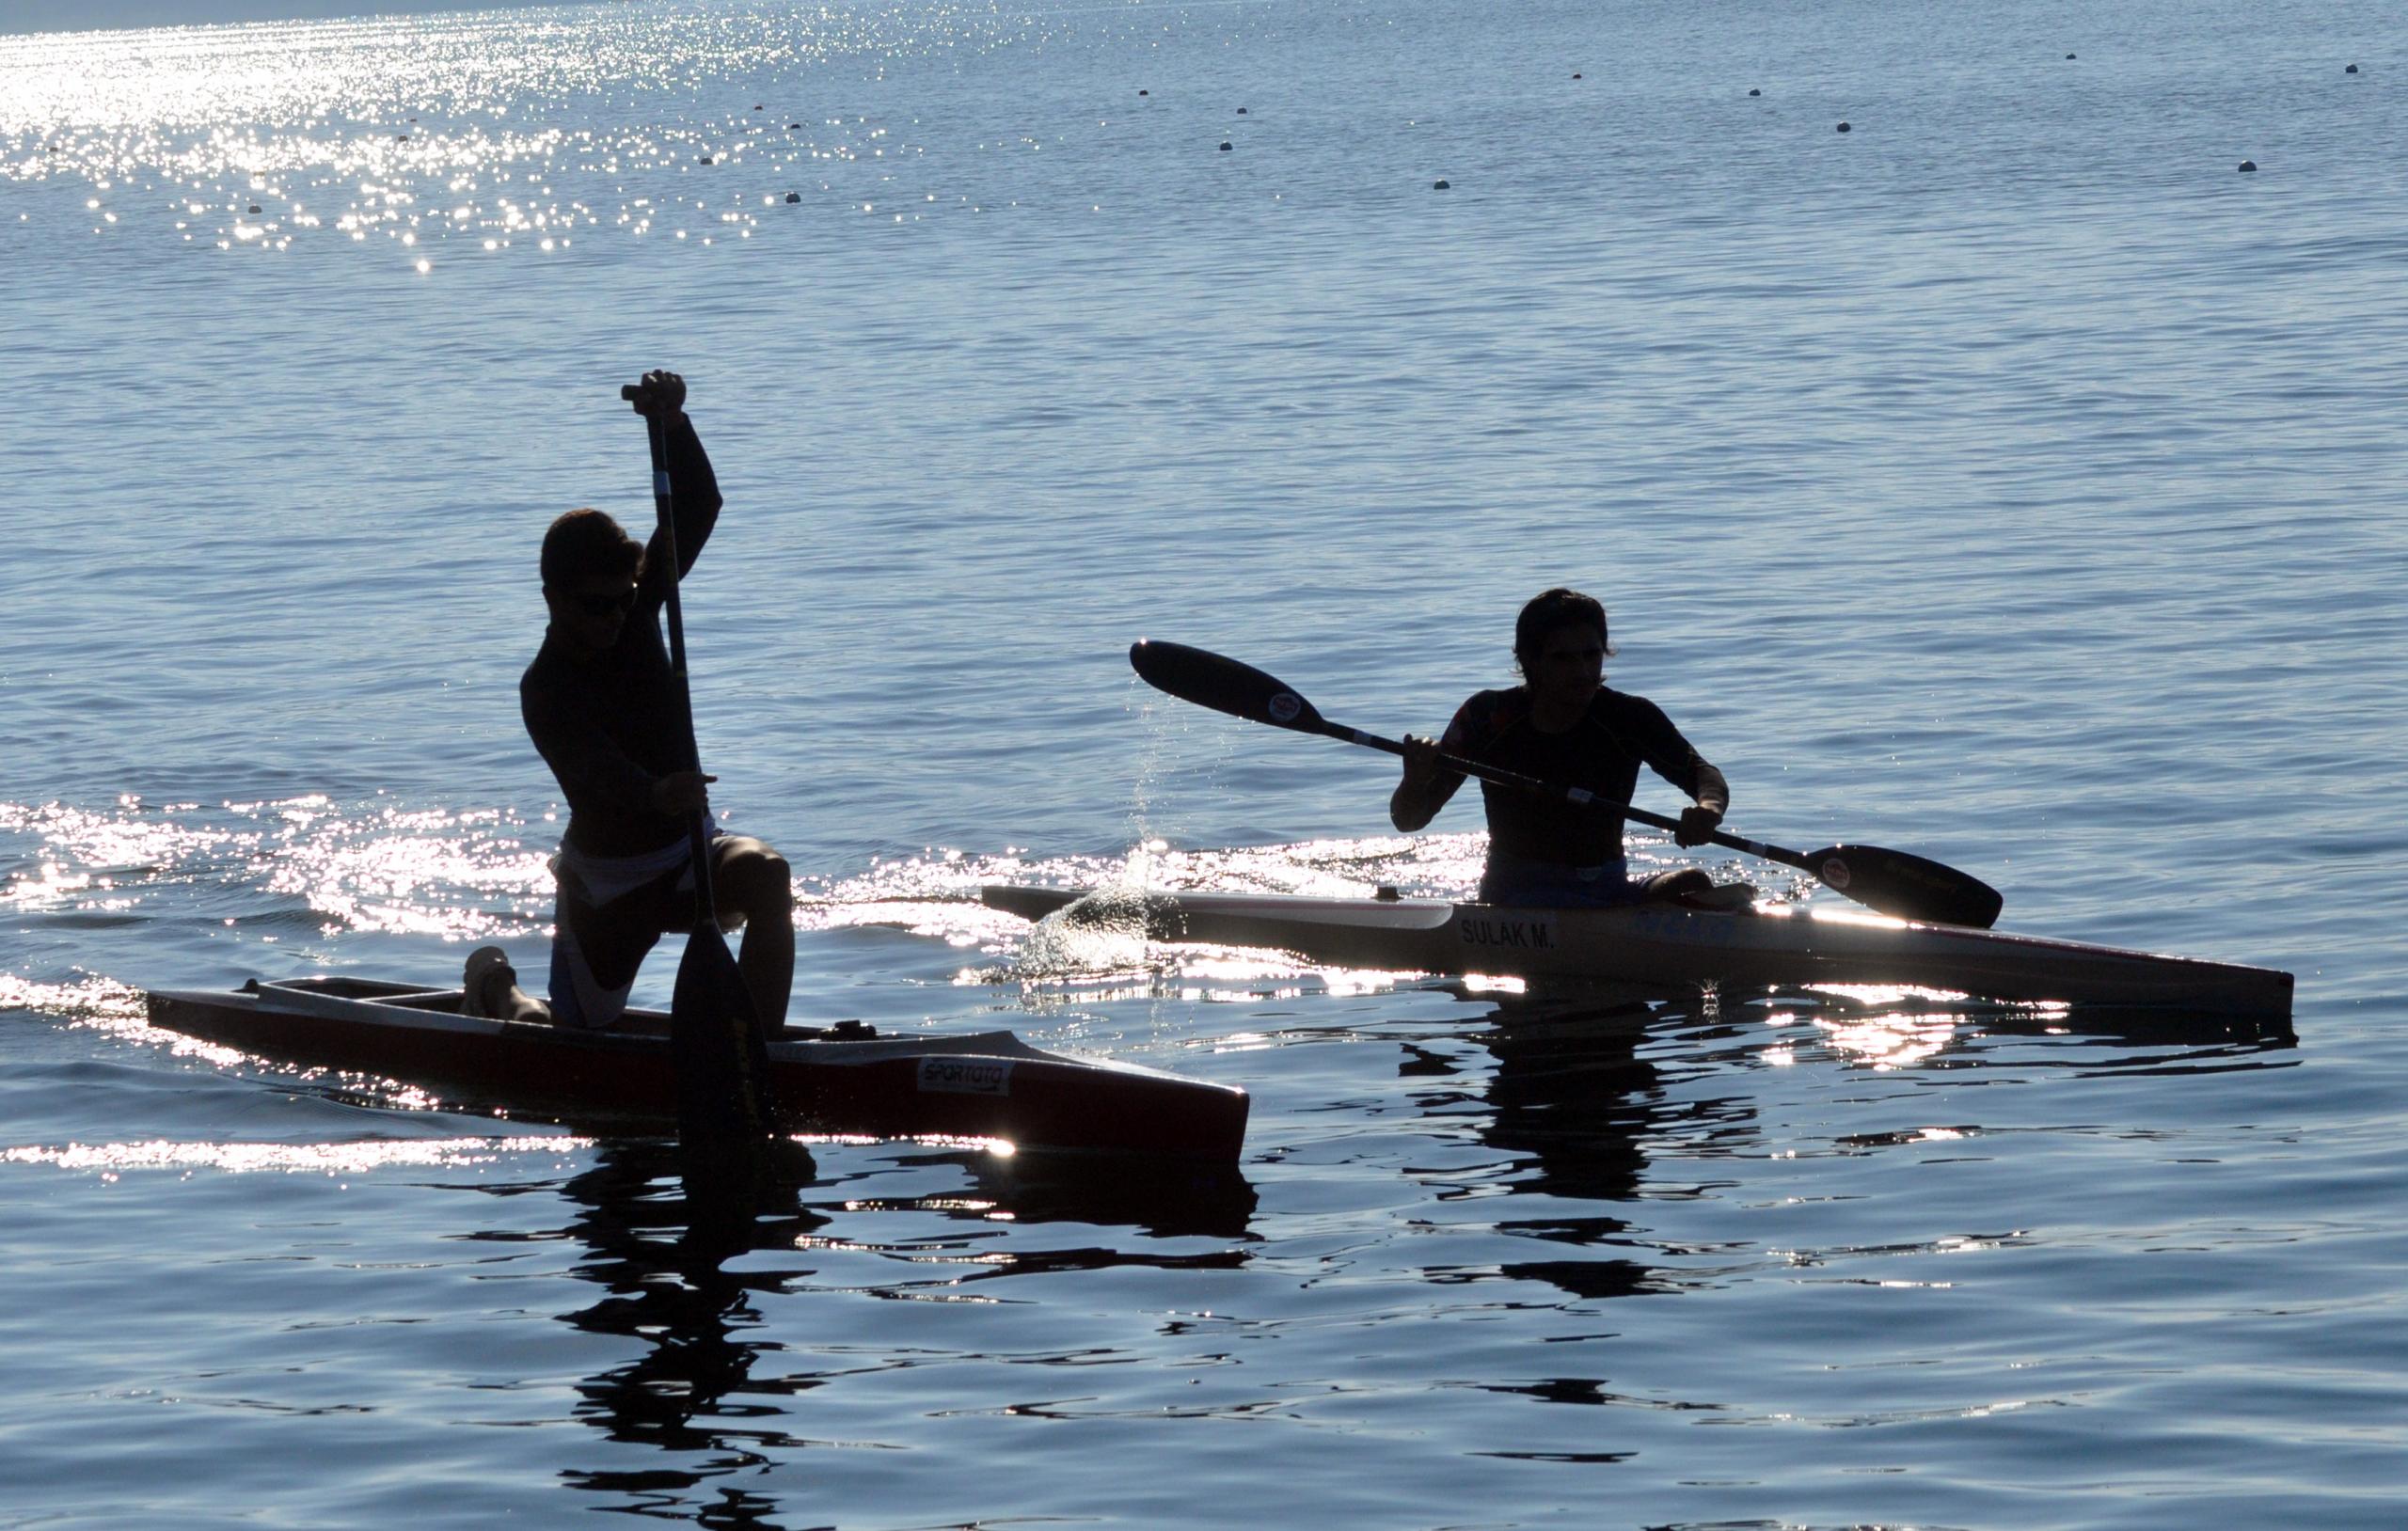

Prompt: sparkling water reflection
[{"left": 5, "top": 0, "right": 2405, "bottom": 1525}]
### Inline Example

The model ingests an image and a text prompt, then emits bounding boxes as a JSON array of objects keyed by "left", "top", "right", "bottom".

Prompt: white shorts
[{"left": 546, "top": 819, "right": 721, "bottom": 1030}]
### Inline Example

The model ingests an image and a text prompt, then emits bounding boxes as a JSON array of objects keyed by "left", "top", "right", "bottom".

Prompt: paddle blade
[
  {"left": 1807, "top": 844, "right": 2004, "bottom": 928},
  {"left": 1130, "top": 640, "right": 1332, "bottom": 736},
  {"left": 671, "top": 925, "right": 782, "bottom": 1154}
]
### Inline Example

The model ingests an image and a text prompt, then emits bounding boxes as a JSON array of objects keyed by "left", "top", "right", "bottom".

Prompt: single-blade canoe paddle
[
  {"left": 1128, "top": 639, "right": 2004, "bottom": 928},
  {"left": 626, "top": 379, "right": 784, "bottom": 1160}
]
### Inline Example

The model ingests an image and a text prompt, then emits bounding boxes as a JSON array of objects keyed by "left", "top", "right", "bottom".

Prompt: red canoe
[{"left": 145, "top": 974, "right": 1248, "bottom": 1162}]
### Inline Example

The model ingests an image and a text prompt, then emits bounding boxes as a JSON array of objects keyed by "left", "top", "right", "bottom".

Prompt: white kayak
[{"left": 980, "top": 885, "right": 2293, "bottom": 1018}]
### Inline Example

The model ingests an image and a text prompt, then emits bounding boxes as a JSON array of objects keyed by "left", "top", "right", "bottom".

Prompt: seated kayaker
[
  {"left": 1389, "top": 587, "right": 1736, "bottom": 908},
  {"left": 462, "top": 371, "right": 794, "bottom": 1030}
]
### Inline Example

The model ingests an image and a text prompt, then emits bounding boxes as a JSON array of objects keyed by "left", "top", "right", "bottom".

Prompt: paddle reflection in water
[
  {"left": 519, "top": 1138, "right": 1255, "bottom": 1521},
  {"left": 541, "top": 1139, "right": 823, "bottom": 1515}
]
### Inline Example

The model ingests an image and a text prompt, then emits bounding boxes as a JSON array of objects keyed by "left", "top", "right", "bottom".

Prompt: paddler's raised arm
[{"left": 626, "top": 371, "right": 721, "bottom": 587}]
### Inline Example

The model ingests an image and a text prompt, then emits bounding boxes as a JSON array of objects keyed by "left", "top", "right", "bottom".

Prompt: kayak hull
[
  {"left": 982, "top": 886, "right": 2293, "bottom": 1018},
  {"left": 144, "top": 975, "right": 1248, "bottom": 1162}
]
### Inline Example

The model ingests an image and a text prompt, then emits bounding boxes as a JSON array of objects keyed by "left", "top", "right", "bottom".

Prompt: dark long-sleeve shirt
[
  {"left": 1424, "top": 686, "right": 1729, "bottom": 869},
  {"left": 519, "top": 416, "right": 723, "bottom": 858}
]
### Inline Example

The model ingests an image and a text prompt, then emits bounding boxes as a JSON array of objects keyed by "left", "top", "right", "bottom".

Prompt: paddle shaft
[
  {"left": 1311, "top": 718, "right": 1814, "bottom": 875},
  {"left": 1125, "top": 639, "right": 2005, "bottom": 927},
  {"left": 630, "top": 384, "right": 781, "bottom": 1152},
  {"left": 638, "top": 405, "right": 721, "bottom": 925}
]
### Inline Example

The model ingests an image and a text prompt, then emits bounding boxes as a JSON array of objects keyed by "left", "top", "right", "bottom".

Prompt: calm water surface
[{"left": 5, "top": 1, "right": 2405, "bottom": 1526}]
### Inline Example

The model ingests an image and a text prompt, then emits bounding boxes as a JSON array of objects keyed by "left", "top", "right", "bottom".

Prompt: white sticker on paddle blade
[
  {"left": 1266, "top": 691, "right": 1303, "bottom": 724},
  {"left": 1820, "top": 857, "right": 1852, "bottom": 889},
  {"left": 918, "top": 1056, "right": 1013, "bottom": 1096}
]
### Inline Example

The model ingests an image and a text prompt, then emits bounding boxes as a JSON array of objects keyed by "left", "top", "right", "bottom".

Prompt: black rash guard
[
  {"left": 519, "top": 416, "right": 722, "bottom": 860},
  {"left": 1425, "top": 686, "right": 1729, "bottom": 868}
]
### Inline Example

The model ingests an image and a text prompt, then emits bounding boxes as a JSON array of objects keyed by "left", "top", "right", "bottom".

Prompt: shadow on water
[{"left": 500, "top": 1135, "right": 1255, "bottom": 1524}]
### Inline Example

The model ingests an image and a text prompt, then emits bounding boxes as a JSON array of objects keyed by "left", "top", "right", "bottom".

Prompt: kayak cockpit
[{"left": 233, "top": 974, "right": 881, "bottom": 1044}]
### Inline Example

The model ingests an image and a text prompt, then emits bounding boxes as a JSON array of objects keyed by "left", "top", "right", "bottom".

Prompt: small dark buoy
[
  {"left": 2238, "top": 159, "right": 2258, "bottom": 172},
  {"left": 1219, "top": 141, "right": 1232, "bottom": 151},
  {"left": 1433, "top": 180, "right": 1450, "bottom": 190},
  {"left": 1237, "top": 106, "right": 1248, "bottom": 114},
  {"left": 1138, "top": 88, "right": 1149, "bottom": 96},
  {"left": 699, "top": 155, "right": 713, "bottom": 164},
  {"left": 396, "top": 134, "right": 409, "bottom": 142},
  {"left": 789, "top": 123, "right": 802, "bottom": 129},
  {"left": 1836, "top": 121, "right": 1851, "bottom": 133},
  {"left": 1572, "top": 72, "right": 1582, "bottom": 80},
  {"left": 1749, "top": 87, "right": 1761, "bottom": 97},
  {"left": 2345, "top": 63, "right": 2359, "bottom": 73},
  {"left": 247, "top": 203, "right": 261, "bottom": 213},
  {"left": 2067, "top": 53, "right": 2077, "bottom": 60},
  {"left": 753, "top": 104, "right": 763, "bottom": 110},
  {"left": 784, "top": 191, "right": 800, "bottom": 203}
]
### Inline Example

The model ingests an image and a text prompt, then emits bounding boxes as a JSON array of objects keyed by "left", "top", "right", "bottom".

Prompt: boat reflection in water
[
  {"left": 522, "top": 1137, "right": 1255, "bottom": 1521},
  {"left": 1398, "top": 977, "right": 2299, "bottom": 1308},
  {"left": 546, "top": 1140, "right": 825, "bottom": 1503},
  {"left": 1400, "top": 986, "right": 1693, "bottom": 1303}
]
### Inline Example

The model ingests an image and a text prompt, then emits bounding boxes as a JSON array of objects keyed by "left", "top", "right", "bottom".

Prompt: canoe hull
[
  {"left": 145, "top": 976, "right": 1247, "bottom": 1161},
  {"left": 982, "top": 886, "right": 2293, "bottom": 1018}
]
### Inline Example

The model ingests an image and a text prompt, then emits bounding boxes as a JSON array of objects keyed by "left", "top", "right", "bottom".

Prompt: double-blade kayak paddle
[
  {"left": 628, "top": 381, "right": 784, "bottom": 1160},
  {"left": 1128, "top": 639, "right": 2004, "bottom": 929}
]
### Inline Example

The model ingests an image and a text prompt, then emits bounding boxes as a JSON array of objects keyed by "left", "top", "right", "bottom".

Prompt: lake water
[{"left": 5, "top": 0, "right": 2405, "bottom": 1525}]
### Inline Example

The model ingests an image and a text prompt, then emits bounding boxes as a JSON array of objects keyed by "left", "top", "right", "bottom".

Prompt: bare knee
[
  {"left": 714, "top": 843, "right": 793, "bottom": 924},
  {"left": 1645, "top": 868, "right": 1712, "bottom": 902}
]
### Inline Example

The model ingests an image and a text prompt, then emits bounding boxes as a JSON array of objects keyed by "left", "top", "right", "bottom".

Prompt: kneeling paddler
[{"left": 463, "top": 371, "right": 794, "bottom": 1030}]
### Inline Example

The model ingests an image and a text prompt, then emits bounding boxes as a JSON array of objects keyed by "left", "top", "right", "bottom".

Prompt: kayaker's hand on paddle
[
  {"left": 1675, "top": 804, "right": 1722, "bottom": 847},
  {"left": 626, "top": 370, "right": 687, "bottom": 422},
  {"left": 650, "top": 770, "right": 715, "bottom": 816},
  {"left": 1389, "top": 734, "right": 1447, "bottom": 832}
]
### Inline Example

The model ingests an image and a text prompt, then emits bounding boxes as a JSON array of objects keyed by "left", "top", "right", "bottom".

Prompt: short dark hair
[
  {"left": 540, "top": 508, "right": 643, "bottom": 590},
  {"left": 1513, "top": 587, "right": 1612, "bottom": 674}
]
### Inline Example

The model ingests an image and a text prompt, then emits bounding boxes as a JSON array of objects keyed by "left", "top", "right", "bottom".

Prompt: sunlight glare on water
[
  {"left": 2, "top": 3, "right": 1079, "bottom": 268},
  {"left": 4, "top": 0, "right": 2404, "bottom": 1526},
  {"left": 1, "top": 1133, "right": 581, "bottom": 1174}
]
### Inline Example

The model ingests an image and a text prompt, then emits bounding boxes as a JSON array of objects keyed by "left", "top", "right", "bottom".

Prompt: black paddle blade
[
  {"left": 671, "top": 925, "right": 782, "bottom": 1156},
  {"left": 1130, "top": 640, "right": 1331, "bottom": 736},
  {"left": 1807, "top": 844, "right": 2004, "bottom": 928}
]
